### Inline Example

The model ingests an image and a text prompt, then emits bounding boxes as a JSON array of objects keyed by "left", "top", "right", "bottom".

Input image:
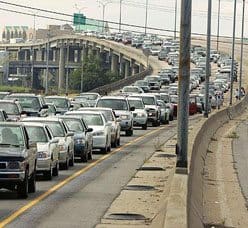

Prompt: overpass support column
[
  {"left": 124, "top": 60, "right": 130, "bottom": 78},
  {"left": 130, "top": 59, "right": 136, "bottom": 75},
  {"left": 111, "top": 53, "right": 119, "bottom": 74},
  {"left": 36, "top": 50, "right": 42, "bottom": 61},
  {"left": 58, "top": 47, "right": 65, "bottom": 91},
  {"left": 139, "top": 64, "right": 145, "bottom": 73},
  {"left": 119, "top": 54, "right": 124, "bottom": 77}
]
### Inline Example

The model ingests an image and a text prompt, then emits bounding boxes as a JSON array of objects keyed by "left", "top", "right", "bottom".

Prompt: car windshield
[
  {"left": 48, "top": 105, "right": 56, "bottom": 114},
  {"left": 171, "top": 97, "right": 178, "bottom": 104},
  {"left": 158, "top": 101, "right": 166, "bottom": 108},
  {"left": 79, "top": 94, "right": 98, "bottom": 100},
  {"left": 0, "top": 126, "right": 24, "bottom": 146},
  {"left": 82, "top": 114, "right": 103, "bottom": 126},
  {"left": 142, "top": 97, "right": 155, "bottom": 105},
  {"left": 46, "top": 122, "right": 65, "bottom": 137},
  {"left": 0, "top": 103, "right": 20, "bottom": 115},
  {"left": 97, "top": 99, "right": 128, "bottom": 111},
  {"left": 135, "top": 81, "right": 148, "bottom": 86},
  {"left": 161, "top": 94, "right": 170, "bottom": 103},
  {"left": 62, "top": 119, "right": 85, "bottom": 132},
  {"left": 123, "top": 87, "right": 139, "bottom": 93},
  {"left": 100, "top": 110, "right": 114, "bottom": 121},
  {"left": 26, "top": 126, "right": 48, "bottom": 143},
  {"left": 146, "top": 77, "right": 159, "bottom": 82},
  {"left": 8, "top": 96, "right": 40, "bottom": 112},
  {"left": 45, "top": 98, "right": 69, "bottom": 109},
  {"left": 0, "top": 94, "right": 7, "bottom": 100},
  {"left": 128, "top": 100, "right": 144, "bottom": 109},
  {"left": 74, "top": 97, "right": 88, "bottom": 102}
]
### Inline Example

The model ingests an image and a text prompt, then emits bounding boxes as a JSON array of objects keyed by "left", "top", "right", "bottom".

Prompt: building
[{"left": 2, "top": 26, "right": 28, "bottom": 42}]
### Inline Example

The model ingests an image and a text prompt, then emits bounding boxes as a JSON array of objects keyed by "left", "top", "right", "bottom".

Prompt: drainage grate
[
  {"left": 137, "top": 166, "right": 165, "bottom": 171},
  {"left": 156, "top": 153, "right": 176, "bottom": 158},
  {"left": 124, "top": 185, "right": 156, "bottom": 191},
  {"left": 106, "top": 213, "right": 146, "bottom": 220}
]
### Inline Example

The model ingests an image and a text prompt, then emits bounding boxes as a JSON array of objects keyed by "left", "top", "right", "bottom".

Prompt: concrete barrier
[{"left": 187, "top": 94, "right": 248, "bottom": 227}]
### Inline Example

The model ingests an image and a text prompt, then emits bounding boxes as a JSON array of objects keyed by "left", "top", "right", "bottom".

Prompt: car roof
[
  {"left": 79, "top": 107, "right": 113, "bottom": 111},
  {"left": 99, "top": 96, "right": 127, "bottom": 100},
  {"left": 66, "top": 110, "right": 103, "bottom": 115},
  {"left": 21, "top": 122, "right": 47, "bottom": 127},
  {"left": 8, "top": 93, "right": 37, "bottom": 97},
  {"left": 0, "top": 99, "right": 18, "bottom": 103},
  {"left": 0, "top": 122, "right": 24, "bottom": 127},
  {"left": 45, "top": 96, "right": 68, "bottom": 99},
  {"left": 22, "top": 117, "right": 62, "bottom": 122},
  {"left": 127, "top": 97, "right": 143, "bottom": 101}
]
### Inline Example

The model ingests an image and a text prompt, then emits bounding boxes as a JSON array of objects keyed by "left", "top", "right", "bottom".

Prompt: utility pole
[
  {"left": 45, "top": 30, "right": 50, "bottom": 95},
  {"left": 204, "top": 0, "right": 212, "bottom": 118},
  {"left": 176, "top": 0, "right": 192, "bottom": 168},
  {"left": 174, "top": 0, "right": 177, "bottom": 40},
  {"left": 229, "top": 0, "right": 237, "bottom": 106},
  {"left": 119, "top": 0, "right": 123, "bottom": 33},
  {"left": 216, "top": 0, "right": 220, "bottom": 51},
  {"left": 144, "top": 0, "right": 148, "bottom": 35},
  {"left": 97, "top": 1, "right": 112, "bottom": 33},
  {"left": 239, "top": 0, "right": 245, "bottom": 100},
  {"left": 65, "top": 45, "right": 69, "bottom": 94}
]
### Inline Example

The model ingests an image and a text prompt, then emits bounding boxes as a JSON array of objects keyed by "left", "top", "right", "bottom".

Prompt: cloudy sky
[{"left": 0, "top": 0, "right": 247, "bottom": 38}]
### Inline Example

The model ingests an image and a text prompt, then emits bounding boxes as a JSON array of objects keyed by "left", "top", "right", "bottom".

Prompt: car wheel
[
  {"left": 69, "top": 152, "right": 74, "bottom": 167},
  {"left": 142, "top": 123, "right": 147, "bottom": 130},
  {"left": 44, "top": 165, "right": 52, "bottom": 180},
  {"left": 112, "top": 135, "right": 118, "bottom": 148},
  {"left": 60, "top": 158, "right": 69, "bottom": 170},
  {"left": 17, "top": 171, "right": 28, "bottom": 199},
  {"left": 169, "top": 115, "right": 174, "bottom": 121},
  {"left": 28, "top": 170, "right": 36, "bottom": 193},
  {"left": 117, "top": 137, "right": 120, "bottom": 146},
  {"left": 81, "top": 149, "right": 88, "bottom": 163},
  {"left": 165, "top": 119, "right": 169, "bottom": 125},
  {"left": 125, "top": 129, "right": 133, "bottom": 136},
  {"left": 101, "top": 140, "right": 108, "bottom": 154},
  {"left": 52, "top": 162, "right": 59, "bottom": 176},
  {"left": 88, "top": 147, "right": 93, "bottom": 160}
]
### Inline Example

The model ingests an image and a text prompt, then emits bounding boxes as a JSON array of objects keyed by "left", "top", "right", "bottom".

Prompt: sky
[{"left": 0, "top": 0, "right": 247, "bottom": 39}]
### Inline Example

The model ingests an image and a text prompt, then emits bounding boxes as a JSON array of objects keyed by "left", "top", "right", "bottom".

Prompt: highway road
[{"left": 0, "top": 116, "right": 201, "bottom": 228}]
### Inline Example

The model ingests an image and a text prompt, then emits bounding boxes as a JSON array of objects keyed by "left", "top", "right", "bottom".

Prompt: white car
[
  {"left": 79, "top": 107, "right": 121, "bottom": 147},
  {"left": 22, "top": 117, "right": 74, "bottom": 170},
  {"left": 22, "top": 122, "right": 60, "bottom": 180},
  {"left": 65, "top": 111, "right": 112, "bottom": 153}
]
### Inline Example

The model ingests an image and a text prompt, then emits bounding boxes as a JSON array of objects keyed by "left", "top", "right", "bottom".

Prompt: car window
[
  {"left": 26, "top": 126, "right": 48, "bottom": 143},
  {"left": 82, "top": 114, "right": 103, "bottom": 126},
  {"left": 46, "top": 122, "right": 65, "bottom": 137},
  {"left": 7, "top": 96, "right": 40, "bottom": 112},
  {"left": 62, "top": 119, "right": 85, "bottom": 132},
  {"left": 142, "top": 97, "right": 155, "bottom": 105},
  {"left": 45, "top": 98, "right": 69, "bottom": 109},
  {"left": 0, "top": 103, "right": 20, "bottom": 115},
  {"left": 128, "top": 100, "right": 144, "bottom": 109},
  {"left": 97, "top": 99, "right": 128, "bottom": 111},
  {"left": 0, "top": 126, "right": 24, "bottom": 146}
]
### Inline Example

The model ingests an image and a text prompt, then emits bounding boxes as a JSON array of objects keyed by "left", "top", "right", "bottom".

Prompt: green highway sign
[{"left": 73, "top": 13, "right": 86, "bottom": 25}]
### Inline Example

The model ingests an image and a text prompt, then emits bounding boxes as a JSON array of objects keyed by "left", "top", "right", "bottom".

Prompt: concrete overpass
[{"left": 0, "top": 35, "right": 148, "bottom": 90}]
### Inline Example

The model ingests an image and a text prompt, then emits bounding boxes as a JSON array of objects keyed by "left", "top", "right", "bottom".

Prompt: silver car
[
  {"left": 127, "top": 97, "right": 148, "bottom": 130},
  {"left": 79, "top": 107, "right": 121, "bottom": 147},
  {"left": 157, "top": 100, "right": 170, "bottom": 124},
  {"left": 23, "top": 122, "right": 60, "bottom": 180},
  {"left": 78, "top": 93, "right": 101, "bottom": 107},
  {"left": 22, "top": 117, "right": 74, "bottom": 170}
]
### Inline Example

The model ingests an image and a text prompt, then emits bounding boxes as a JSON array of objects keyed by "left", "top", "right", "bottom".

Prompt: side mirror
[
  {"left": 42, "top": 104, "right": 49, "bottom": 109},
  {"left": 130, "top": 106, "right": 135, "bottom": 111},
  {"left": 86, "top": 128, "right": 93, "bottom": 133}
]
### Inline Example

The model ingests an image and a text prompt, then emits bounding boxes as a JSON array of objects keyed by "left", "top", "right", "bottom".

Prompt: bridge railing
[{"left": 89, "top": 66, "right": 152, "bottom": 95}]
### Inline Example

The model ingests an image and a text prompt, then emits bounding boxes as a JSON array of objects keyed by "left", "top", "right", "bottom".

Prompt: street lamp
[
  {"left": 144, "top": 0, "right": 148, "bottom": 35},
  {"left": 229, "top": 0, "right": 237, "bottom": 106},
  {"left": 74, "top": 4, "right": 87, "bottom": 32},
  {"left": 174, "top": 0, "right": 177, "bottom": 40},
  {"left": 45, "top": 30, "right": 50, "bottom": 95},
  {"left": 97, "top": 0, "right": 113, "bottom": 32},
  {"left": 239, "top": 0, "right": 246, "bottom": 100},
  {"left": 216, "top": 0, "right": 221, "bottom": 51},
  {"left": 119, "top": 0, "right": 123, "bottom": 33}
]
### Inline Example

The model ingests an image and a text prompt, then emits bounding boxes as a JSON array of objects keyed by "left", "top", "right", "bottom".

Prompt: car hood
[
  {"left": 145, "top": 105, "right": 158, "bottom": 110},
  {"left": 87, "top": 125, "right": 105, "bottom": 132},
  {"left": 114, "top": 110, "right": 131, "bottom": 116},
  {"left": 36, "top": 142, "right": 49, "bottom": 152},
  {"left": 0, "top": 146, "right": 26, "bottom": 157},
  {"left": 73, "top": 132, "right": 86, "bottom": 140}
]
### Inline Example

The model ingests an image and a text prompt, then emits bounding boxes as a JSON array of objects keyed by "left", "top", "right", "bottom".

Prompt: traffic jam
[{"left": 0, "top": 35, "right": 237, "bottom": 199}]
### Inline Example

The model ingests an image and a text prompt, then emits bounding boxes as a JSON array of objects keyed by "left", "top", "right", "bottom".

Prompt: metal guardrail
[{"left": 89, "top": 66, "right": 152, "bottom": 95}]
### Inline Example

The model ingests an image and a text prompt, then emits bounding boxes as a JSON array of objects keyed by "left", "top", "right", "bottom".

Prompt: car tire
[
  {"left": 165, "top": 119, "right": 169, "bottom": 125},
  {"left": 60, "top": 158, "right": 69, "bottom": 170},
  {"left": 100, "top": 145, "right": 108, "bottom": 154},
  {"left": 17, "top": 171, "right": 28, "bottom": 199},
  {"left": 88, "top": 147, "right": 93, "bottom": 160},
  {"left": 81, "top": 150, "right": 88, "bottom": 163},
  {"left": 169, "top": 115, "right": 174, "bottom": 121},
  {"left": 112, "top": 135, "right": 118, "bottom": 148},
  {"left": 125, "top": 129, "right": 133, "bottom": 136},
  {"left": 44, "top": 166, "right": 52, "bottom": 181},
  {"left": 28, "top": 171, "right": 36, "bottom": 193},
  {"left": 52, "top": 162, "right": 59, "bottom": 176},
  {"left": 142, "top": 123, "right": 147, "bottom": 130},
  {"left": 69, "top": 152, "right": 74, "bottom": 167},
  {"left": 117, "top": 137, "right": 120, "bottom": 146}
]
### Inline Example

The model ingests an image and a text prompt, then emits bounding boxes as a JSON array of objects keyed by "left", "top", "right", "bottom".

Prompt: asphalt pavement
[{"left": 232, "top": 121, "right": 248, "bottom": 206}]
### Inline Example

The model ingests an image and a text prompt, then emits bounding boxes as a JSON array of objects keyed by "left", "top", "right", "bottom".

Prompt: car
[
  {"left": 130, "top": 94, "right": 161, "bottom": 127},
  {"left": 58, "top": 116, "right": 93, "bottom": 162},
  {"left": 0, "top": 123, "right": 37, "bottom": 198},
  {"left": 79, "top": 107, "right": 121, "bottom": 147},
  {"left": 65, "top": 111, "right": 111, "bottom": 153},
  {"left": 0, "top": 100, "right": 25, "bottom": 121},
  {"left": 78, "top": 93, "right": 101, "bottom": 107},
  {"left": 22, "top": 122, "right": 59, "bottom": 180},
  {"left": 5, "top": 94, "right": 48, "bottom": 117},
  {"left": 160, "top": 93, "right": 174, "bottom": 121},
  {"left": 22, "top": 117, "right": 74, "bottom": 170},
  {"left": 121, "top": 86, "right": 144, "bottom": 94},
  {"left": 158, "top": 50, "right": 169, "bottom": 60},
  {"left": 44, "top": 96, "right": 72, "bottom": 114},
  {"left": 0, "top": 92, "right": 10, "bottom": 100},
  {"left": 157, "top": 100, "right": 170, "bottom": 124},
  {"left": 96, "top": 96, "right": 135, "bottom": 136},
  {"left": 127, "top": 97, "right": 148, "bottom": 130},
  {"left": 133, "top": 80, "right": 150, "bottom": 93}
]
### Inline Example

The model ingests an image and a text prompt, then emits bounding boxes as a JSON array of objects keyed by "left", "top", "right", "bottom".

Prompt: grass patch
[{"left": 226, "top": 131, "right": 239, "bottom": 139}]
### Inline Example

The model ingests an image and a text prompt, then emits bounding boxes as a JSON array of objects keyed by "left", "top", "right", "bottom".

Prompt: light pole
[
  {"left": 176, "top": 0, "right": 192, "bottom": 168},
  {"left": 45, "top": 30, "right": 50, "bottom": 95},
  {"left": 239, "top": 0, "right": 246, "bottom": 100},
  {"left": 216, "top": 0, "right": 220, "bottom": 51},
  {"left": 204, "top": 0, "right": 212, "bottom": 118},
  {"left": 144, "top": 0, "right": 148, "bottom": 35},
  {"left": 65, "top": 45, "right": 69, "bottom": 94},
  {"left": 97, "top": 0, "right": 112, "bottom": 33},
  {"left": 74, "top": 4, "right": 87, "bottom": 32},
  {"left": 119, "top": 0, "right": 123, "bottom": 33},
  {"left": 229, "top": 0, "right": 237, "bottom": 106},
  {"left": 174, "top": 0, "right": 177, "bottom": 40}
]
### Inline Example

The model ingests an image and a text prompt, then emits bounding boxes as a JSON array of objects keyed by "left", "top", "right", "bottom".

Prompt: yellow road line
[{"left": 0, "top": 126, "right": 166, "bottom": 228}]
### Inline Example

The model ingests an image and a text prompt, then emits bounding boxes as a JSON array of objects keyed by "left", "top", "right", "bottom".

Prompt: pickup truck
[{"left": 0, "top": 123, "right": 37, "bottom": 198}]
